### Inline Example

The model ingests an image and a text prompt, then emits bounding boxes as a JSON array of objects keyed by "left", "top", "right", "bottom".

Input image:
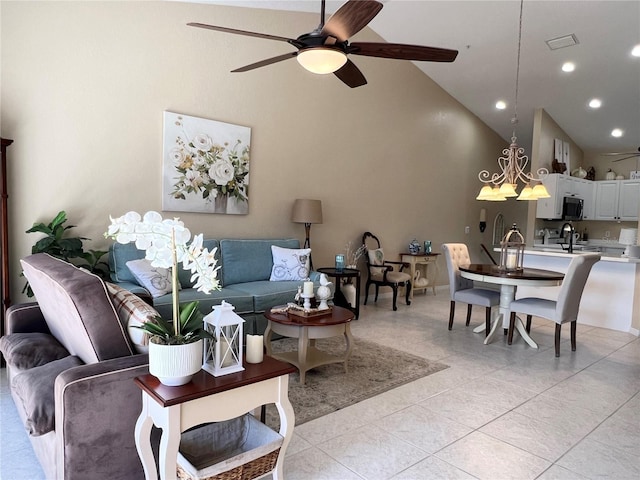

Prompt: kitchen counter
[
  {"left": 516, "top": 250, "right": 640, "bottom": 334},
  {"left": 527, "top": 246, "right": 640, "bottom": 263}
]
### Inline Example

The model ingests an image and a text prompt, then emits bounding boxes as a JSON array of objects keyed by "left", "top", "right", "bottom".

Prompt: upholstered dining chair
[
  {"left": 362, "top": 232, "right": 411, "bottom": 311},
  {"left": 441, "top": 243, "right": 500, "bottom": 335},
  {"left": 507, "top": 253, "right": 600, "bottom": 357}
]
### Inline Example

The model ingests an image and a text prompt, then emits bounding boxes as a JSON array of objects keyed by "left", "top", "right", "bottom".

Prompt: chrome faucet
[{"left": 561, "top": 222, "right": 575, "bottom": 254}]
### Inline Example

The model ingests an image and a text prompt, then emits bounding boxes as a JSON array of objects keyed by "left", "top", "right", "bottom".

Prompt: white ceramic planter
[
  {"left": 148, "top": 339, "right": 203, "bottom": 387},
  {"left": 342, "top": 283, "right": 357, "bottom": 308}
]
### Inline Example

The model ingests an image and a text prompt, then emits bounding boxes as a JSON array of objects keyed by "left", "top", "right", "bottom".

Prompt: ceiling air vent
[{"left": 546, "top": 34, "right": 579, "bottom": 50}]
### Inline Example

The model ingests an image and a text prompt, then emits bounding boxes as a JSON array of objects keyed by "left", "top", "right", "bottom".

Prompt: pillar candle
[
  {"left": 216, "top": 337, "right": 234, "bottom": 367},
  {"left": 506, "top": 252, "right": 517, "bottom": 269},
  {"left": 246, "top": 335, "right": 264, "bottom": 364},
  {"left": 303, "top": 281, "right": 314, "bottom": 296}
]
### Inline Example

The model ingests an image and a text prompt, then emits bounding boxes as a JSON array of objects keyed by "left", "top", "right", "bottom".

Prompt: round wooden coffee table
[{"left": 263, "top": 306, "right": 354, "bottom": 384}]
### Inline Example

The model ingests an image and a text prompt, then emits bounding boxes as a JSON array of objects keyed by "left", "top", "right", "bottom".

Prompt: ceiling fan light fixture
[{"left": 297, "top": 47, "right": 347, "bottom": 75}]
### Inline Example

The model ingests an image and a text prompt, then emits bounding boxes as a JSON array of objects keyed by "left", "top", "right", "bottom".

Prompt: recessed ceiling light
[
  {"left": 495, "top": 100, "right": 507, "bottom": 110},
  {"left": 611, "top": 128, "right": 624, "bottom": 138},
  {"left": 562, "top": 62, "right": 575, "bottom": 72},
  {"left": 588, "top": 99, "right": 602, "bottom": 109},
  {"left": 632, "top": 44, "right": 640, "bottom": 57}
]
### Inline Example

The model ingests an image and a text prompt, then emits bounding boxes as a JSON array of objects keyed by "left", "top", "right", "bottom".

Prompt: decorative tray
[
  {"left": 270, "top": 304, "right": 332, "bottom": 319},
  {"left": 287, "top": 306, "right": 332, "bottom": 319}
]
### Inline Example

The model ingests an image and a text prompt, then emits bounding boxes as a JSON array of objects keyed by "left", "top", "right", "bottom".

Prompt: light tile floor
[{"left": 1, "top": 287, "right": 638, "bottom": 479}]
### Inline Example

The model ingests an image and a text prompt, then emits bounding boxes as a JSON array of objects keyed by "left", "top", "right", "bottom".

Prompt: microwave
[{"left": 562, "top": 196, "right": 583, "bottom": 221}]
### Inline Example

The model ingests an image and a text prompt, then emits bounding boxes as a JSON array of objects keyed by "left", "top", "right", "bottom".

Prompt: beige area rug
[{"left": 266, "top": 337, "right": 449, "bottom": 427}]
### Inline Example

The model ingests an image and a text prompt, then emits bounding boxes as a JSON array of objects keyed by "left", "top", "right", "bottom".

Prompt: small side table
[
  {"left": 317, "top": 267, "right": 361, "bottom": 319},
  {"left": 134, "top": 357, "right": 296, "bottom": 480},
  {"left": 399, "top": 253, "right": 440, "bottom": 301},
  {"left": 264, "top": 306, "right": 354, "bottom": 384}
]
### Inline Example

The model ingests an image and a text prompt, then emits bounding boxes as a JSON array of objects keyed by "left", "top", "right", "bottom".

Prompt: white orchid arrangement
[
  {"left": 169, "top": 124, "right": 250, "bottom": 205},
  {"left": 105, "top": 211, "right": 221, "bottom": 344}
]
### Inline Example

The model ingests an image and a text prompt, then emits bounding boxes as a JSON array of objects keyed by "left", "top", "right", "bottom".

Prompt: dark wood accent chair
[{"left": 362, "top": 232, "right": 411, "bottom": 311}]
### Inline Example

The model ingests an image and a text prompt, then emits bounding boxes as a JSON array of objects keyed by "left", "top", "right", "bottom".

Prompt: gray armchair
[
  {"left": 441, "top": 243, "right": 500, "bottom": 334},
  {"left": 507, "top": 253, "right": 600, "bottom": 356}
]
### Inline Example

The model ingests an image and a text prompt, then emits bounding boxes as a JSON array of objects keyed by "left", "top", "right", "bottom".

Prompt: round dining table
[{"left": 459, "top": 264, "right": 564, "bottom": 348}]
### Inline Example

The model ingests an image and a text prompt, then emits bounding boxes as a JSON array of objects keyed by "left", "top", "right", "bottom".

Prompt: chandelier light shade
[
  {"left": 476, "top": 0, "right": 550, "bottom": 202},
  {"left": 297, "top": 47, "right": 347, "bottom": 74}
]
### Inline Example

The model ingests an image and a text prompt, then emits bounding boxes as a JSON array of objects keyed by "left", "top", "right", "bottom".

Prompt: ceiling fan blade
[
  {"left": 349, "top": 42, "right": 458, "bottom": 62},
  {"left": 612, "top": 154, "right": 640, "bottom": 162},
  {"left": 334, "top": 59, "right": 367, "bottom": 88},
  {"left": 321, "top": 0, "right": 383, "bottom": 42},
  {"left": 604, "top": 148, "right": 640, "bottom": 162},
  {"left": 231, "top": 52, "right": 298, "bottom": 73},
  {"left": 187, "top": 22, "right": 295, "bottom": 44}
]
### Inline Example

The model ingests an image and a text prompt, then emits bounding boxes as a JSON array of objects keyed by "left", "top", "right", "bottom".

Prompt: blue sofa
[{"left": 108, "top": 238, "right": 318, "bottom": 334}]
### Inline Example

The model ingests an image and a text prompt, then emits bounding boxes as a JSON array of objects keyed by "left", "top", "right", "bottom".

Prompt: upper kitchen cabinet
[
  {"left": 594, "top": 180, "right": 640, "bottom": 221},
  {"left": 574, "top": 178, "right": 596, "bottom": 220},
  {"left": 536, "top": 174, "right": 595, "bottom": 220}
]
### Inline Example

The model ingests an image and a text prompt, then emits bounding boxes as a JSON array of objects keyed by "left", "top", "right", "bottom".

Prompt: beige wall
[{"left": 1, "top": 1, "right": 507, "bottom": 304}]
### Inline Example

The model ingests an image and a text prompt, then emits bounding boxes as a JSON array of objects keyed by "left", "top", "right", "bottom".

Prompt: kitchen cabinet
[
  {"left": 536, "top": 174, "right": 595, "bottom": 219},
  {"left": 594, "top": 180, "right": 640, "bottom": 221},
  {"left": 536, "top": 174, "right": 569, "bottom": 219},
  {"left": 574, "top": 178, "right": 595, "bottom": 220}
]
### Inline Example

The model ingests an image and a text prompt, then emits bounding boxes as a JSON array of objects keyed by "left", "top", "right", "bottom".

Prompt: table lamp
[
  {"left": 619, "top": 228, "right": 638, "bottom": 257},
  {"left": 291, "top": 199, "right": 323, "bottom": 249}
]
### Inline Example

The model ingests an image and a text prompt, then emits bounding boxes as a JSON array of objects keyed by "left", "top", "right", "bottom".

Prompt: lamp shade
[
  {"left": 619, "top": 228, "right": 638, "bottom": 246},
  {"left": 291, "top": 199, "right": 323, "bottom": 224}
]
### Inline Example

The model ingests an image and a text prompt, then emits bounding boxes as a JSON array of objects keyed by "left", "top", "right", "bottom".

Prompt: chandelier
[{"left": 476, "top": 0, "right": 550, "bottom": 202}]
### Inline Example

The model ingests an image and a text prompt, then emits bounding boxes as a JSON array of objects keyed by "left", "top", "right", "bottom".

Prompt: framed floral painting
[{"left": 162, "top": 112, "right": 251, "bottom": 214}]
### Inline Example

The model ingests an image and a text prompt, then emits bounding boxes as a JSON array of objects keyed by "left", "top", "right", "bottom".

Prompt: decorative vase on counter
[{"left": 605, "top": 169, "right": 616, "bottom": 180}]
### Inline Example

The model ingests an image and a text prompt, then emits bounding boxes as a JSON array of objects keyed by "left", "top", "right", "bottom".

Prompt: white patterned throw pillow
[
  {"left": 126, "top": 259, "right": 176, "bottom": 298},
  {"left": 269, "top": 246, "right": 311, "bottom": 281},
  {"left": 368, "top": 248, "right": 386, "bottom": 276}
]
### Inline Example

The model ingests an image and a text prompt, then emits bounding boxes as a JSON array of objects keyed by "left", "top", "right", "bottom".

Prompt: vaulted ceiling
[{"left": 196, "top": 1, "right": 640, "bottom": 156}]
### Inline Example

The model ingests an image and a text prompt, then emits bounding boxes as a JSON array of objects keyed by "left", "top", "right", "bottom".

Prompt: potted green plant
[
  {"left": 23, "top": 211, "right": 109, "bottom": 296},
  {"left": 105, "top": 211, "right": 221, "bottom": 386}
]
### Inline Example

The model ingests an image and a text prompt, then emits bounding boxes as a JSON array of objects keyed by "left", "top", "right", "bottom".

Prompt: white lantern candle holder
[
  {"left": 202, "top": 301, "right": 245, "bottom": 377},
  {"left": 500, "top": 224, "right": 525, "bottom": 272}
]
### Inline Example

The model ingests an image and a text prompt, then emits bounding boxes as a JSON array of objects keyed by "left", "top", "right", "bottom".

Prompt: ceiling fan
[
  {"left": 602, "top": 147, "right": 640, "bottom": 162},
  {"left": 187, "top": 0, "right": 458, "bottom": 88}
]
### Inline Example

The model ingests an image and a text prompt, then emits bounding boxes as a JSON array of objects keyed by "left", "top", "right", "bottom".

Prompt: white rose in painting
[
  {"left": 209, "top": 159, "right": 234, "bottom": 186},
  {"left": 169, "top": 147, "right": 185, "bottom": 164},
  {"left": 192, "top": 133, "right": 213, "bottom": 152}
]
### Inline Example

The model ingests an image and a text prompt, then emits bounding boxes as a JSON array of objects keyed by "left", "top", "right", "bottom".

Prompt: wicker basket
[{"left": 176, "top": 414, "right": 283, "bottom": 480}]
